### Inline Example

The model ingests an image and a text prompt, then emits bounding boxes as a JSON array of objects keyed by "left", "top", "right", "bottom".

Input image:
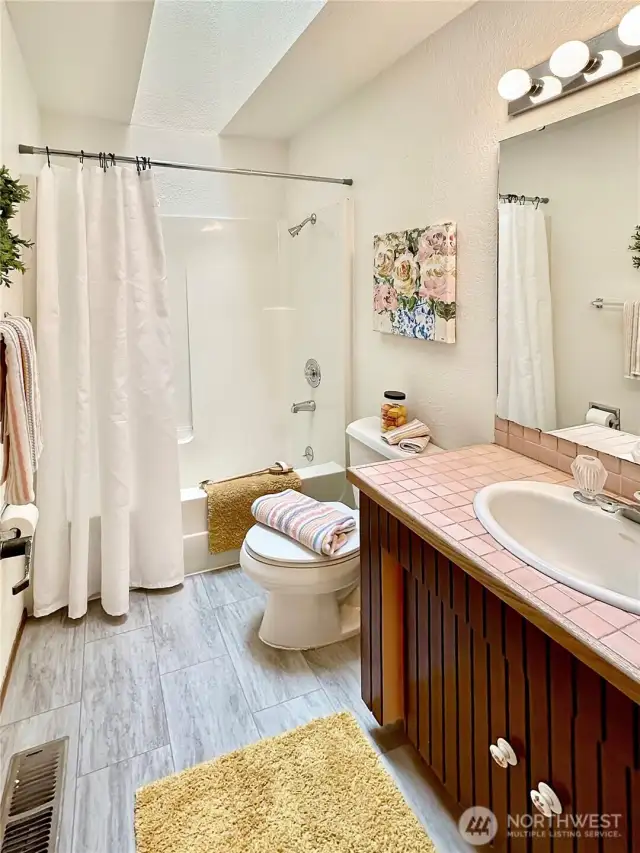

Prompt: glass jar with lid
[{"left": 380, "top": 391, "right": 407, "bottom": 432}]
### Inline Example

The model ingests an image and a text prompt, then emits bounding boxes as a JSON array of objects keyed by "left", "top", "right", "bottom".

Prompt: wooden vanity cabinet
[{"left": 359, "top": 493, "right": 640, "bottom": 852}]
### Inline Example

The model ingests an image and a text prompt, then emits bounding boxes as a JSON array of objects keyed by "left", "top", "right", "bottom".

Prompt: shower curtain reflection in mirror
[{"left": 497, "top": 203, "right": 557, "bottom": 432}]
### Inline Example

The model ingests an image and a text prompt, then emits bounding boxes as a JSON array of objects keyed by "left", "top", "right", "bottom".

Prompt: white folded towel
[
  {"left": 382, "top": 418, "right": 430, "bottom": 446},
  {"left": 399, "top": 436, "right": 432, "bottom": 454},
  {"left": 624, "top": 300, "right": 640, "bottom": 380}
]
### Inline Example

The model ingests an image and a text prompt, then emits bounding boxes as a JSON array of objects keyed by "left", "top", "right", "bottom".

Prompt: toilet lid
[{"left": 245, "top": 502, "right": 360, "bottom": 566}]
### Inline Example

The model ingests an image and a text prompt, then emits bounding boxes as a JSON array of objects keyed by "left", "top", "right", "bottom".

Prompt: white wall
[
  {"left": 286, "top": 0, "right": 640, "bottom": 451},
  {"left": 500, "top": 98, "right": 640, "bottom": 435},
  {"left": 0, "top": 0, "right": 41, "bottom": 685}
]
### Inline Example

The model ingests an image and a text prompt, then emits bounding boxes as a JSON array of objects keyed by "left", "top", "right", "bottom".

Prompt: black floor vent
[{"left": 0, "top": 738, "right": 67, "bottom": 853}]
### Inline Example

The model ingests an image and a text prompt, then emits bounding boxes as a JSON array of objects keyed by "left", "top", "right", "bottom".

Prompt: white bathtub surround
[
  {"left": 34, "top": 163, "right": 184, "bottom": 619},
  {"left": 497, "top": 203, "right": 557, "bottom": 432}
]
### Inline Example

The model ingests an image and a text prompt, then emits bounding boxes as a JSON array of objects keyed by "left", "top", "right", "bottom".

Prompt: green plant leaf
[{"left": 0, "top": 167, "right": 33, "bottom": 288}]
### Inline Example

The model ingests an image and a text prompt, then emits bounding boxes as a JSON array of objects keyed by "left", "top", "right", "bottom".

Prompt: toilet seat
[{"left": 244, "top": 502, "right": 359, "bottom": 568}]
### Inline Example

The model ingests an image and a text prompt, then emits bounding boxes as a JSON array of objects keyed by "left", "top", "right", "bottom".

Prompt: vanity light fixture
[
  {"left": 549, "top": 40, "right": 600, "bottom": 78},
  {"left": 529, "top": 76, "right": 563, "bottom": 104},
  {"left": 618, "top": 4, "right": 640, "bottom": 46},
  {"left": 584, "top": 50, "right": 623, "bottom": 82},
  {"left": 497, "top": 69, "right": 541, "bottom": 101},
  {"left": 500, "top": 9, "right": 640, "bottom": 115}
]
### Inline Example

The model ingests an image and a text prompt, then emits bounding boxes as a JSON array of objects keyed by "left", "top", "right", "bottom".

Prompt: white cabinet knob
[
  {"left": 530, "top": 782, "right": 563, "bottom": 816},
  {"left": 489, "top": 737, "right": 518, "bottom": 768}
]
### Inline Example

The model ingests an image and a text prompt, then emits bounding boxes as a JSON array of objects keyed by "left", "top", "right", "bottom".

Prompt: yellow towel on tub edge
[{"left": 200, "top": 469, "right": 302, "bottom": 555}]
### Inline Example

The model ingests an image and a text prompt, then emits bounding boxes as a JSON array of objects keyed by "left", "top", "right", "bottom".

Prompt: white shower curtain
[
  {"left": 497, "top": 204, "right": 557, "bottom": 432},
  {"left": 34, "top": 163, "right": 184, "bottom": 619}
]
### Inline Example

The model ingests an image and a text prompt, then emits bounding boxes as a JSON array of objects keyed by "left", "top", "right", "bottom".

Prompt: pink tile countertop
[{"left": 349, "top": 443, "right": 640, "bottom": 702}]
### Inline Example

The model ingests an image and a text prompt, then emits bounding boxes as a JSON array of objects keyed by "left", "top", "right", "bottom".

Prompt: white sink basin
[{"left": 474, "top": 481, "right": 640, "bottom": 614}]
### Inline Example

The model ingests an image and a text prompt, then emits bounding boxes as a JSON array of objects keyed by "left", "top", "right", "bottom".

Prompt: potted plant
[{"left": 0, "top": 166, "right": 33, "bottom": 288}]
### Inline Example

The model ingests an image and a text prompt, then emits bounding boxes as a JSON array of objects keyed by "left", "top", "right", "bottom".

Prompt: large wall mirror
[{"left": 498, "top": 95, "right": 640, "bottom": 461}]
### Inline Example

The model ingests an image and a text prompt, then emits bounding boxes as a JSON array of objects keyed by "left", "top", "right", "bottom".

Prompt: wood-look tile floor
[{"left": 0, "top": 568, "right": 472, "bottom": 853}]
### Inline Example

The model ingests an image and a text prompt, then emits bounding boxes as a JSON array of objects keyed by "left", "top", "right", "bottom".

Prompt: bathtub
[{"left": 181, "top": 461, "right": 351, "bottom": 574}]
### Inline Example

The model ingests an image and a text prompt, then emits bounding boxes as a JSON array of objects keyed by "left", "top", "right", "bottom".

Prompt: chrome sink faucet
[
  {"left": 291, "top": 400, "right": 316, "bottom": 414},
  {"left": 596, "top": 494, "right": 640, "bottom": 525}
]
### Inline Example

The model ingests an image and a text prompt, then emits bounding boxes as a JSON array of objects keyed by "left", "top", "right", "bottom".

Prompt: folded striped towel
[
  {"left": 624, "top": 300, "right": 640, "bottom": 380},
  {"left": 399, "top": 435, "right": 432, "bottom": 454},
  {"left": 382, "top": 418, "right": 431, "bottom": 446},
  {"left": 251, "top": 489, "right": 356, "bottom": 556}
]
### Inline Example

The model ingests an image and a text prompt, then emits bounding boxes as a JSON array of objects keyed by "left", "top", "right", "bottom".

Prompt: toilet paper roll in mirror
[
  {"left": 0, "top": 503, "right": 39, "bottom": 538},
  {"left": 585, "top": 407, "right": 616, "bottom": 428}
]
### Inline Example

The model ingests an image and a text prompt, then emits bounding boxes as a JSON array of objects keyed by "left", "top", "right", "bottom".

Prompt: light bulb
[
  {"left": 497, "top": 68, "right": 537, "bottom": 101},
  {"left": 549, "top": 40, "right": 595, "bottom": 77},
  {"left": 529, "top": 76, "right": 563, "bottom": 104},
  {"left": 584, "top": 50, "right": 623, "bottom": 81},
  {"left": 619, "top": 4, "right": 640, "bottom": 46}
]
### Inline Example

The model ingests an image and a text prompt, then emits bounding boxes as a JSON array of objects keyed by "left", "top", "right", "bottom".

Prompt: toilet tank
[{"left": 346, "top": 416, "right": 444, "bottom": 505}]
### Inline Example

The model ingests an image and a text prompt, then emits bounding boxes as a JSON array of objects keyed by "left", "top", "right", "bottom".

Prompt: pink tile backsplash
[
  {"left": 494, "top": 416, "right": 640, "bottom": 499},
  {"left": 621, "top": 478, "right": 640, "bottom": 501},
  {"left": 495, "top": 431, "right": 508, "bottom": 448},
  {"left": 605, "top": 473, "right": 622, "bottom": 494},
  {"left": 523, "top": 427, "right": 541, "bottom": 444},
  {"left": 600, "top": 453, "right": 621, "bottom": 474},
  {"left": 537, "top": 446, "right": 558, "bottom": 469},
  {"left": 557, "top": 438, "right": 577, "bottom": 458},
  {"left": 507, "top": 435, "right": 524, "bottom": 454},
  {"left": 522, "top": 442, "right": 541, "bottom": 461},
  {"left": 355, "top": 435, "right": 640, "bottom": 687},
  {"left": 622, "top": 460, "right": 640, "bottom": 480}
]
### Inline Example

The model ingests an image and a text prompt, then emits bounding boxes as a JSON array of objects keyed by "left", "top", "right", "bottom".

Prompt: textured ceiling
[
  {"left": 132, "top": 0, "right": 324, "bottom": 133},
  {"left": 7, "top": 0, "right": 154, "bottom": 123},
  {"left": 223, "top": 0, "right": 476, "bottom": 139}
]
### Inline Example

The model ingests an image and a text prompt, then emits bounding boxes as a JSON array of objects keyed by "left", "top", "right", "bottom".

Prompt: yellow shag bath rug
[{"left": 135, "top": 712, "right": 435, "bottom": 853}]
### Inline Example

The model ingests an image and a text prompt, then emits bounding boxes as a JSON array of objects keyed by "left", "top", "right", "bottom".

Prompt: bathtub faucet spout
[{"left": 291, "top": 400, "right": 316, "bottom": 414}]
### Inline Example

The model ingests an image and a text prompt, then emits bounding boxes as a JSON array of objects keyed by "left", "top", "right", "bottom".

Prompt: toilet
[{"left": 240, "top": 416, "right": 444, "bottom": 650}]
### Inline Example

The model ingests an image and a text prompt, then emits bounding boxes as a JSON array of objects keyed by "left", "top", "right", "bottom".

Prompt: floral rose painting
[{"left": 373, "top": 222, "right": 456, "bottom": 343}]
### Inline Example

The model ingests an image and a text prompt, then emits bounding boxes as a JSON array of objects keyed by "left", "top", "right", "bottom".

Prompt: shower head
[{"left": 288, "top": 213, "right": 317, "bottom": 237}]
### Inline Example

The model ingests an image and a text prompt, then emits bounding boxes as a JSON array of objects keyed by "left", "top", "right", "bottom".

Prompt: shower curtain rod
[
  {"left": 499, "top": 193, "right": 549, "bottom": 205},
  {"left": 18, "top": 144, "right": 354, "bottom": 186}
]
